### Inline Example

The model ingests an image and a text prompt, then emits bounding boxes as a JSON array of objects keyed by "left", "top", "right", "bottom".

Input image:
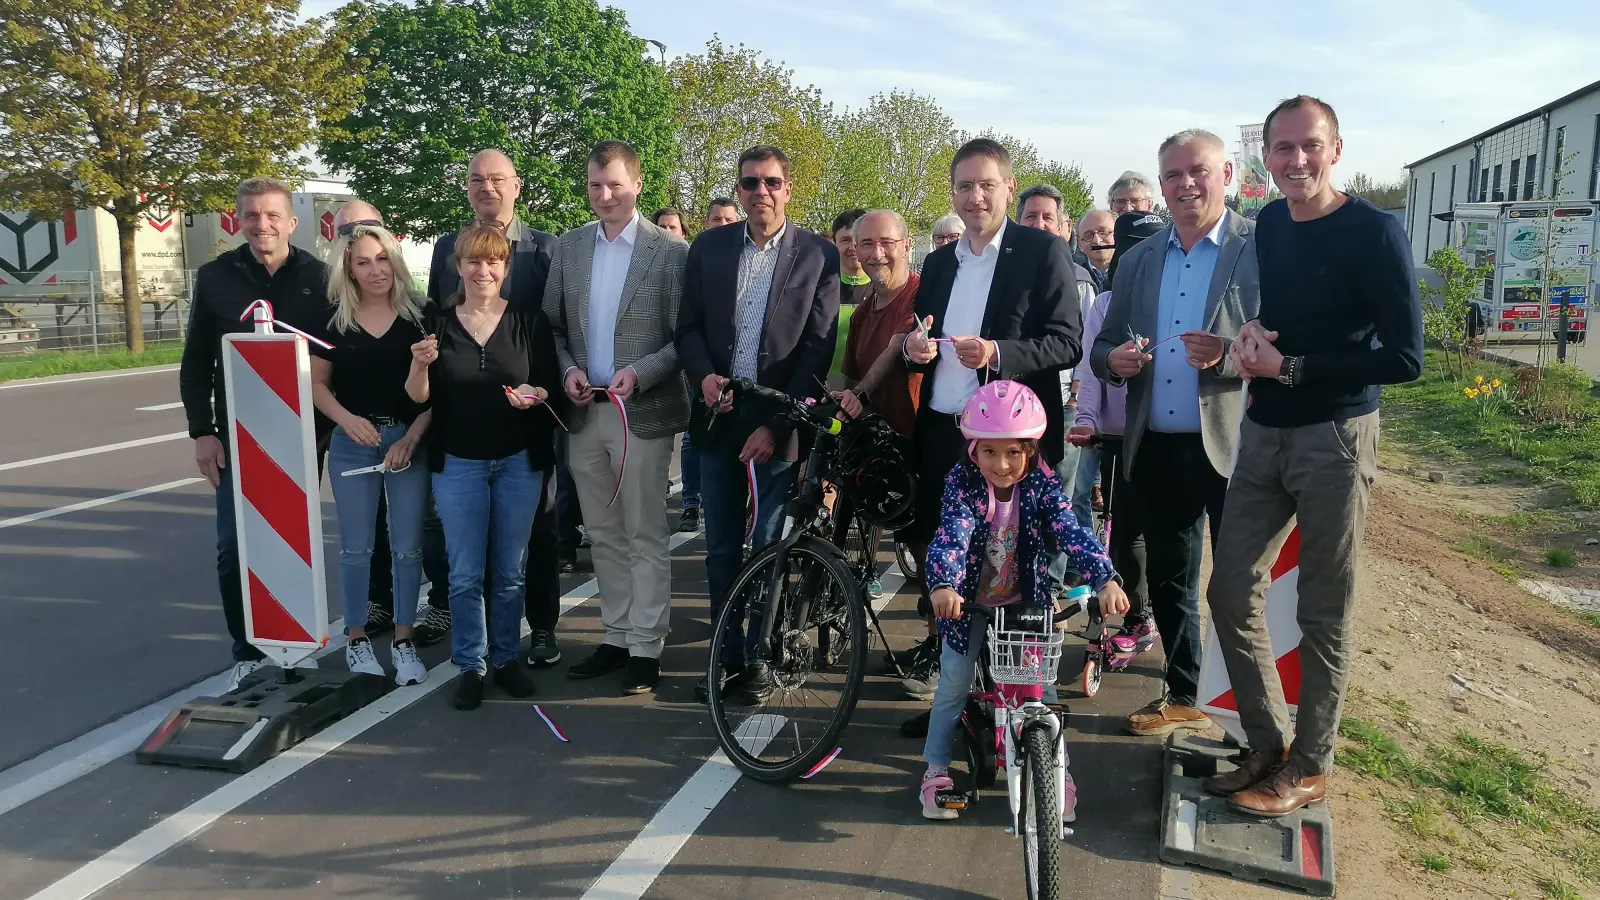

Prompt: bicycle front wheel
[
  {"left": 1020, "top": 724, "right": 1062, "bottom": 900},
  {"left": 707, "top": 535, "right": 867, "bottom": 782}
]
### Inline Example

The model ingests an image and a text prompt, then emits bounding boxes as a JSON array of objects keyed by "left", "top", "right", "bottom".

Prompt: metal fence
[{"left": 0, "top": 270, "right": 193, "bottom": 355}]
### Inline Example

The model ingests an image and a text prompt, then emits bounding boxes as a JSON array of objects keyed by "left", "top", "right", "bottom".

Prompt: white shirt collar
[
  {"left": 1169, "top": 210, "right": 1227, "bottom": 251},
  {"left": 957, "top": 218, "right": 1006, "bottom": 262},
  {"left": 596, "top": 211, "right": 639, "bottom": 247},
  {"left": 744, "top": 220, "right": 786, "bottom": 251}
]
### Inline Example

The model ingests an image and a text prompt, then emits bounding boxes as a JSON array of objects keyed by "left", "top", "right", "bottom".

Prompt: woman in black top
[
  {"left": 312, "top": 223, "right": 431, "bottom": 688},
  {"left": 406, "top": 224, "right": 564, "bottom": 710}
]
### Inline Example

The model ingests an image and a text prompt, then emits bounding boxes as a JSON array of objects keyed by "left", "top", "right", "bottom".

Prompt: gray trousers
[{"left": 1206, "top": 411, "right": 1378, "bottom": 774}]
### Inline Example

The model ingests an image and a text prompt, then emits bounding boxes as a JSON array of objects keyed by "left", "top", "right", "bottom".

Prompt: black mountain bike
[{"left": 705, "top": 379, "right": 903, "bottom": 782}]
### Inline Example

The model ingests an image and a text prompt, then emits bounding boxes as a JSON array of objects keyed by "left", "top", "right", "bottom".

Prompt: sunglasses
[
  {"left": 737, "top": 176, "right": 786, "bottom": 192},
  {"left": 336, "top": 219, "right": 384, "bottom": 237}
]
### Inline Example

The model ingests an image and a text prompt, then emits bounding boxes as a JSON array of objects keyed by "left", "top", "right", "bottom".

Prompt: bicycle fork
[{"left": 1001, "top": 705, "right": 1071, "bottom": 840}]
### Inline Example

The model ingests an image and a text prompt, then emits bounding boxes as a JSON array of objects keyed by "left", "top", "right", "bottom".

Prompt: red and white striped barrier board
[
  {"left": 1198, "top": 525, "right": 1302, "bottom": 747},
  {"left": 221, "top": 323, "right": 329, "bottom": 667}
]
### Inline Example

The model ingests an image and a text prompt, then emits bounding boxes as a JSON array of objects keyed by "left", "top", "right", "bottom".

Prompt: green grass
[
  {"left": 1545, "top": 548, "right": 1578, "bottom": 567},
  {"left": 0, "top": 343, "right": 184, "bottom": 382},
  {"left": 1419, "top": 851, "right": 1453, "bottom": 873},
  {"left": 1384, "top": 350, "right": 1600, "bottom": 507},
  {"left": 1454, "top": 536, "right": 1522, "bottom": 580},
  {"left": 1539, "top": 875, "right": 1583, "bottom": 900}
]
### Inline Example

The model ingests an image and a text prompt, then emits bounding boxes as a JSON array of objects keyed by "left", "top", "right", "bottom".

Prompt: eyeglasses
[
  {"left": 932, "top": 233, "right": 963, "bottom": 245},
  {"left": 856, "top": 238, "right": 907, "bottom": 254},
  {"left": 738, "top": 175, "right": 786, "bottom": 192},
  {"left": 469, "top": 175, "right": 515, "bottom": 189},
  {"left": 336, "top": 219, "right": 384, "bottom": 238},
  {"left": 1080, "top": 228, "right": 1115, "bottom": 240}
]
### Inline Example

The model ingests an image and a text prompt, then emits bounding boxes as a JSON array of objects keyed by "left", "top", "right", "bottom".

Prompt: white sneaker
[
  {"left": 392, "top": 641, "right": 427, "bottom": 686},
  {"left": 227, "top": 660, "right": 264, "bottom": 691},
  {"left": 345, "top": 639, "right": 384, "bottom": 677}
]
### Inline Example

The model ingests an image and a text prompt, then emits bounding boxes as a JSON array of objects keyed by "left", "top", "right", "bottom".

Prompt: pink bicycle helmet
[{"left": 960, "top": 380, "right": 1048, "bottom": 521}]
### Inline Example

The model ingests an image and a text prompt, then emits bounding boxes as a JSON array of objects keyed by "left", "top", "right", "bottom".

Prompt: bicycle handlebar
[{"left": 724, "top": 378, "right": 844, "bottom": 435}]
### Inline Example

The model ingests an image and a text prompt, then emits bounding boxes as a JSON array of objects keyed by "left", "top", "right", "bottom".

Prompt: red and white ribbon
[
  {"left": 800, "top": 746, "right": 842, "bottom": 779},
  {"left": 602, "top": 388, "right": 629, "bottom": 507},
  {"left": 533, "top": 704, "right": 569, "bottom": 742},
  {"left": 503, "top": 386, "right": 570, "bottom": 432},
  {"left": 745, "top": 458, "right": 759, "bottom": 545},
  {"left": 239, "top": 299, "right": 334, "bottom": 350}
]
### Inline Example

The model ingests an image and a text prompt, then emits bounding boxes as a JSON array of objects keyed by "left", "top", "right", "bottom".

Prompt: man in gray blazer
[
  {"left": 544, "top": 140, "right": 690, "bottom": 695},
  {"left": 1090, "top": 128, "right": 1259, "bottom": 738}
]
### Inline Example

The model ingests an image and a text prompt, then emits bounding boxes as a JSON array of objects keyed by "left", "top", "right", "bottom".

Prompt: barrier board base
[
  {"left": 134, "top": 666, "right": 392, "bottom": 774},
  {"left": 1159, "top": 732, "right": 1336, "bottom": 897}
]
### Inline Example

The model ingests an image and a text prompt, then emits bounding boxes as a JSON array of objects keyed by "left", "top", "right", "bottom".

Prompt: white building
[{"left": 1404, "top": 78, "right": 1600, "bottom": 266}]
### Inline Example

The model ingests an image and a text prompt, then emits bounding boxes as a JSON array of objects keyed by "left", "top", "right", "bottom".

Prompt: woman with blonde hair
[
  {"left": 406, "top": 224, "right": 566, "bottom": 710},
  {"left": 311, "top": 223, "right": 432, "bottom": 687}
]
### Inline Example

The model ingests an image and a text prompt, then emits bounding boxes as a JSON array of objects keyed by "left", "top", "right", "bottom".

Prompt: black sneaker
[
  {"left": 742, "top": 661, "right": 775, "bottom": 704},
  {"left": 694, "top": 663, "right": 746, "bottom": 703},
  {"left": 492, "top": 662, "right": 536, "bottom": 698},
  {"left": 567, "top": 644, "right": 628, "bottom": 680},
  {"left": 900, "top": 709, "right": 931, "bottom": 738},
  {"left": 454, "top": 671, "right": 484, "bottom": 710},
  {"left": 578, "top": 527, "right": 592, "bottom": 549},
  {"left": 901, "top": 646, "right": 940, "bottom": 701},
  {"left": 677, "top": 508, "right": 701, "bottom": 533},
  {"left": 414, "top": 606, "right": 451, "bottom": 648},
  {"left": 363, "top": 602, "right": 395, "bottom": 635},
  {"left": 622, "top": 657, "right": 660, "bottom": 695},
  {"left": 884, "top": 634, "right": 937, "bottom": 674},
  {"left": 559, "top": 554, "right": 578, "bottom": 575},
  {"left": 525, "top": 629, "right": 561, "bottom": 668}
]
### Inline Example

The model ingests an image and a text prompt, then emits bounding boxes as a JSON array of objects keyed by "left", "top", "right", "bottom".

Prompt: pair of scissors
[{"left": 341, "top": 461, "right": 410, "bottom": 476}]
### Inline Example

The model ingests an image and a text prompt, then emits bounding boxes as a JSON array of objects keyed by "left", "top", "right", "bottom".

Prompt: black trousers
[
  {"left": 1097, "top": 437, "right": 1148, "bottom": 616},
  {"left": 1129, "top": 431, "right": 1227, "bottom": 707}
]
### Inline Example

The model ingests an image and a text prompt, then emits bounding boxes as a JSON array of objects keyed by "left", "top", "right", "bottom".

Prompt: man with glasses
[
  {"left": 1109, "top": 171, "right": 1158, "bottom": 215},
  {"left": 423, "top": 148, "right": 575, "bottom": 667},
  {"left": 676, "top": 144, "right": 841, "bottom": 704},
  {"left": 1067, "top": 208, "right": 1119, "bottom": 525}
]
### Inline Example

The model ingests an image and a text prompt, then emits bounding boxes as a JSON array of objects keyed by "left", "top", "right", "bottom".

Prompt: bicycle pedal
[{"left": 935, "top": 790, "right": 969, "bottom": 809}]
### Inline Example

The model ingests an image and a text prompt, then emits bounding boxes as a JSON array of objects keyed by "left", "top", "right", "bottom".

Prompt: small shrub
[
  {"left": 1419, "top": 851, "right": 1453, "bottom": 873},
  {"left": 1546, "top": 548, "right": 1577, "bottom": 567},
  {"left": 1538, "top": 875, "right": 1582, "bottom": 900}
]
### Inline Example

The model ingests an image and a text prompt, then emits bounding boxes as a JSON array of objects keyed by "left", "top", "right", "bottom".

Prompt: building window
[
  {"left": 1425, "top": 172, "right": 1437, "bottom": 255},
  {"left": 1408, "top": 178, "right": 1418, "bottom": 234},
  {"left": 1449, "top": 164, "right": 1457, "bottom": 211},
  {"left": 1492, "top": 164, "right": 1503, "bottom": 201},
  {"left": 1479, "top": 167, "right": 1490, "bottom": 203},
  {"left": 1552, "top": 127, "right": 1566, "bottom": 197},
  {"left": 1590, "top": 115, "right": 1600, "bottom": 198},
  {"left": 1509, "top": 159, "right": 1520, "bottom": 200},
  {"left": 1526, "top": 153, "right": 1537, "bottom": 199}
]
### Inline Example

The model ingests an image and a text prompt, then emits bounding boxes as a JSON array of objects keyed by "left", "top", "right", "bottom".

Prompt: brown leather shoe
[
  {"left": 1203, "top": 746, "right": 1288, "bottom": 796},
  {"left": 1229, "top": 760, "right": 1325, "bottom": 817},
  {"left": 1126, "top": 698, "right": 1211, "bottom": 737}
]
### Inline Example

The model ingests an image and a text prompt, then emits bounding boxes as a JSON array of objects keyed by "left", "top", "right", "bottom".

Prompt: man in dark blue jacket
[{"left": 676, "top": 144, "right": 841, "bottom": 703}]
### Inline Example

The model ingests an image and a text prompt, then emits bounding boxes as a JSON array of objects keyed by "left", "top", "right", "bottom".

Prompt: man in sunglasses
[{"left": 676, "top": 144, "right": 841, "bottom": 704}]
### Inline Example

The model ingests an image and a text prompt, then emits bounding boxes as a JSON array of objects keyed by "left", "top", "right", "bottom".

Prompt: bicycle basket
[{"left": 986, "top": 605, "right": 1065, "bottom": 686}]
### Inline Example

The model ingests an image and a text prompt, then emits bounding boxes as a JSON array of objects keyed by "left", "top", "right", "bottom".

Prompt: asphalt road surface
[{"left": 0, "top": 365, "right": 1171, "bottom": 900}]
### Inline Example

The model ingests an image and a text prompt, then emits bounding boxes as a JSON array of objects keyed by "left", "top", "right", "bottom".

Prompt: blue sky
[{"left": 304, "top": 0, "right": 1600, "bottom": 206}]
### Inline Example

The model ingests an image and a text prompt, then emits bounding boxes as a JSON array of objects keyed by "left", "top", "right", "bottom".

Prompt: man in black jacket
[
  {"left": 179, "top": 178, "right": 332, "bottom": 689},
  {"left": 676, "top": 144, "right": 841, "bottom": 703},
  {"left": 896, "top": 138, "right": 1085, "bottom": 728},
  {"left": 422, "top": 148, "right": 574, "bottom": 668}
]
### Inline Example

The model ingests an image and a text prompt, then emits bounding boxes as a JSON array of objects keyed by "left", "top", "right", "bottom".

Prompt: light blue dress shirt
[{"left": 1148, "top": 212, "right": 1226, "bottom": 433}]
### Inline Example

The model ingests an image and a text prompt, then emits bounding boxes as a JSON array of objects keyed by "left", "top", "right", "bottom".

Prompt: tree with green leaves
[
  {"left": 1420, "top": 245, "right": 1492, "bottom": 380},
  {"left": 847, "top": 91, "right": 958, "bottom": 231},
  {"left": 1344, "top": 172, "right": 1407, "bottom": 210},
  {"left": 322, "top": 0, "right": 674, "bottom": 240},
  {"left": 988, "top": 132, "right": 1093, "bottom": 223},
  {"left": 0, "top": 0, "right": 359, "bottom": 351}
]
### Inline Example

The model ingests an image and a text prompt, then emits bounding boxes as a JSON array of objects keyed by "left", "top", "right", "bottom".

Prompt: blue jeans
[
  {"left": 432, "top": 452, "right": 544, "bottom": 673},
  {"left": 327, "top": 426, "right": 429, "bottom": 631},
  {"left": 680, "top": 388, "right": 701, "bottom": 509},
  {"left": 923, "top": 609, "right": 1058, "bottom": 768},
  {"left": 1071, "top": 446, "right": 1099, "bottom": 530},
  {"left": 700, "top": 447, "right": 794, "bottom": 666}
]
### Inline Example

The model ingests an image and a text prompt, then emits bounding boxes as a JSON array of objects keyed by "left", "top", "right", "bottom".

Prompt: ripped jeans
[{"left": 328, "top": 424, "right": 429, "bottom": 630}]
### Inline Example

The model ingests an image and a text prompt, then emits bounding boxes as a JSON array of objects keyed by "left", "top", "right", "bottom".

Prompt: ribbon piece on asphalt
[
  {"left": 534, "top": 705, "right": 570, "bottom": 742},
  {"left": 602, "top": 388, "right": 629, "bottom": 507},
  {"left": 800, "top": 747, "right": 842, "bottom": 779},
  {"left": 239, "top": 299, "right": 334, "bottom": 350}
]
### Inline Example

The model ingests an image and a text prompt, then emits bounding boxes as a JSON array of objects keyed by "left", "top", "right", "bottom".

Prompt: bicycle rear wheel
[
  {"left": 707, "top": 535, "right": 866, "bottom": 782},
  {"left": 894, "top": 538, "right": 921, "bottom": 582},
  {"left": 1020, "top": 724, "right": 1062, "bottom": 900}
]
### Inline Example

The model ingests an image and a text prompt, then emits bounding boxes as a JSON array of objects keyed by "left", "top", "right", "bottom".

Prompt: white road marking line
[
  {"left": 580, "top": 715, "right": 783, "bottom": 900},
  {"left": 0, "top": 432, "right": 188, "bottom": 472},
  {"left": 0, "top": 365, "right": 179, "bottom": 390},
  {"left": 18, "top": 486, "right": 700, "bottom": 900},
  {"left": 135, "top": 402, "right": 184, "bottom": 411},
  {"left": 0, "top": 478, "right": 205, "bottom": 531}
]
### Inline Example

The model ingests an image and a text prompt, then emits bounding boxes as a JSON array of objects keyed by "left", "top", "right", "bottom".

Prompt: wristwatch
[{"left": 1277, "top": 356, "right": 1303, "bottom": 386}]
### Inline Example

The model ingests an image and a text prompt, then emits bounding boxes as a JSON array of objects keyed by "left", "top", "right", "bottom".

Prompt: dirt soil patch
[{"left": 1187, "top": 445, "right": 1600, "bottom": 900}]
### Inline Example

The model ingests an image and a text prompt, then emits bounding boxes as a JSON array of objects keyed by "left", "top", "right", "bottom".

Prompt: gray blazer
[
  {"left": 1089, "top": 212, "right": 1259, "bottom": 477},
  {"left": 543, "top": 216, "right": 690, "bottom": 440}
]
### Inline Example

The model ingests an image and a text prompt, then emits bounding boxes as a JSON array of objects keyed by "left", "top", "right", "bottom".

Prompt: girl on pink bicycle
[{"left": 920, "top": 380, "right": 1130, "bottom": 820}]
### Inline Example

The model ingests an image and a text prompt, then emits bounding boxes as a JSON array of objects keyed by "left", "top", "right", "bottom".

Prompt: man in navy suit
[{"left": 676, "top": 145, "right": 841, "bottom": 703}]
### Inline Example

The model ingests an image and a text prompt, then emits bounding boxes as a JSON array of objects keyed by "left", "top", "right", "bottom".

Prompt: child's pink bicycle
[{"left": 934, "top": 594, "right": 1089, "bottom": 900}]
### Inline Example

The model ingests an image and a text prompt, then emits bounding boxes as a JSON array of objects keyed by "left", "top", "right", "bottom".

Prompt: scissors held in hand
[{"left": 341, "top": 461, "right": 410, "bottom": 477}]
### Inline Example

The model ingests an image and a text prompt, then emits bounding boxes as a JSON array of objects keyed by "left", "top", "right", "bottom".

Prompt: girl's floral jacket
[{"left": 925, "top": 460, "right": 1117, "bottom": 655}]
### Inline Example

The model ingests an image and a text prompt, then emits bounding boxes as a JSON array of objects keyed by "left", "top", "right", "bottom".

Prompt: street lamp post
[{"left": 646, "top": 38, "right": 666, "bottom": 68}]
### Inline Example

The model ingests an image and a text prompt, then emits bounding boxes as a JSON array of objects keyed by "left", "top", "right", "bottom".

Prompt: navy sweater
[{"left": 1247, "top": 195, "right": 1423, "bottom": 427}]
